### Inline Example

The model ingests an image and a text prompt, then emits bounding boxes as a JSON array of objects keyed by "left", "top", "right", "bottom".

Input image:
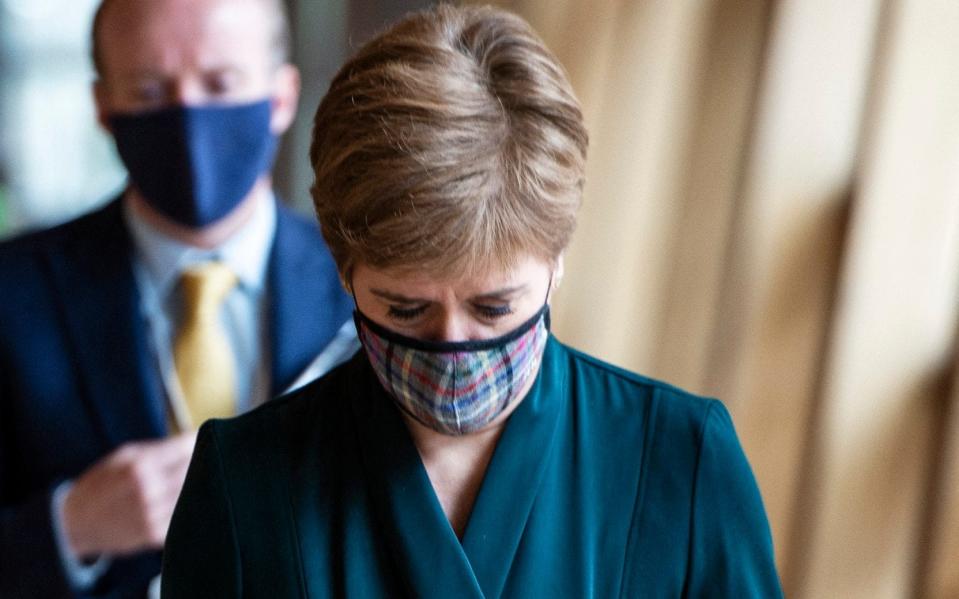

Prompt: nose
[
  {"left": 170, "top": 78, "right": 208, "bottom": 106},
  {"left": 425, "top": 313, "right": 472, "bottom": 343}
]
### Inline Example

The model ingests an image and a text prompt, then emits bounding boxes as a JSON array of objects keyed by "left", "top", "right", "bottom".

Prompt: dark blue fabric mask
[{"left": 108, "top": 100, "right": 277, "bottom": 228}]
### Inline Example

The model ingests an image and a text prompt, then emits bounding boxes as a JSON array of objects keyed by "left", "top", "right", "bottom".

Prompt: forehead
[
  {"left": 97, "top": 0, "right": 273, "bottom": 78},
  {"left": 358, "top": 254, "right": 552, "bottom": 295}
]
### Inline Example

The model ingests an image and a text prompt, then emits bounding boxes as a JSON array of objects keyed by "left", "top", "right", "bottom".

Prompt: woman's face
[{"left": 351, "top": 254, "right": 559, "bottom": 342}]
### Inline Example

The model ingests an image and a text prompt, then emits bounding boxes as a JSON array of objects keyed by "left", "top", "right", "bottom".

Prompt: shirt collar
[{"left": 123, "top": 192, "right": 277, "bottom": 299}]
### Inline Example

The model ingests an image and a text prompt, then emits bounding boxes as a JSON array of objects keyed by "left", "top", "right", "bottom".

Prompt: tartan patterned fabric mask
[{"left": 354, "top": 306, "right": 550, "bottom": 435}]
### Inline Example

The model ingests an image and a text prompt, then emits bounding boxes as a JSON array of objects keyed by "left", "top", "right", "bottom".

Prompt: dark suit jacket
[{"left": 0, "top": 198, "right": 353, "bottom": 598}]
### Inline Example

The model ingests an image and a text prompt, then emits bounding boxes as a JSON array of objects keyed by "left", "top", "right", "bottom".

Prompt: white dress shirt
[{"left": 124, "top": 192, "right": 276, "bottom": 423}]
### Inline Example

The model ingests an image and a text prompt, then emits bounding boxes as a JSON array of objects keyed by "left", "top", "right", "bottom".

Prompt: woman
[{"left": 162, "top": 5, "right": 783, "bottom": 597}]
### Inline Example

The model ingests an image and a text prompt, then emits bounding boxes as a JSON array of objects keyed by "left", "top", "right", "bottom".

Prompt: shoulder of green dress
[{"left": 547, "top": 335, "right": 720, "bottom": 419}]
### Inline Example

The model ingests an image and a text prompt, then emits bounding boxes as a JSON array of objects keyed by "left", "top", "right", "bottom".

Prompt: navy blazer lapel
[
  {"left": 267, "top": 203, "right": 353, "bottom": 395},
  {"left": 45, "top": 199, "right": 166, "bottom": 445}
]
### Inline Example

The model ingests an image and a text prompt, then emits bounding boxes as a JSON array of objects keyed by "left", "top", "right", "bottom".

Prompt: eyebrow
[
  {"left": 471, "top": 284, "right": 528, "bottom": 302},
  {"left": 114, "top": 64, "right": 241, "bottom": 82},
  {"left": 369, "top": 284, "right": 528, "bottom": 304},
  {"left": 113, "top": 71, "right": 166, "bottom": 84},
  {"left": 369, "top": 289, "right": 424, "bottom": 304}
]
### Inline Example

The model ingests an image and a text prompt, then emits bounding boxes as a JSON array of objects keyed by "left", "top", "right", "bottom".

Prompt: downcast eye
[
  {"left": 387, "top": 304, "right": 428, "bottom": 320},
  {"left": 474, "top": 304, "right": 514, "bottom": 319}
]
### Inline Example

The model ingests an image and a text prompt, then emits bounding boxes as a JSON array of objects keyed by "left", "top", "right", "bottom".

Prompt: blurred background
[{"left": 2, "top": 0, "right": 958, "bottom": 597}]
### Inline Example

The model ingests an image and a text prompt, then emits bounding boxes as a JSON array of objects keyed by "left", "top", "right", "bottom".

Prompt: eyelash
[
  {"left": 475, "top": 304, "right": 514, "bottom": 319},
  {"left": 385, "top": 304, "right": 514, "bottom": 321},
  {"left": 387, "top": 305, "right": 428, "bottom": 321}
]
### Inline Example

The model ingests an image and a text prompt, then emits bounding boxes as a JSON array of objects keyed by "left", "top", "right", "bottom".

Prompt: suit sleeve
[
  {"left": 161, "top": 421, "right": 242, "bottom": 598},
  {"left": 684, "top": 401, "right": 784, "bottom": 598},
  {"left": 0, "top": 485, "right": 82, "bottom": 597},
  {"left": 0, "top": 356, "right": 80, "bottom": 598}
]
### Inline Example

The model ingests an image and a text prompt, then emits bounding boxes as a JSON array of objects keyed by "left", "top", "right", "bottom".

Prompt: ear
[
  {"left": 93, "top": 79, "right": 114, "bottom": 133},
  {"left": 269, "top": 63, "right": 301, "bottom": 135},
  {"left": 549, "top": 254, "right": 565, "bottom": 302}
]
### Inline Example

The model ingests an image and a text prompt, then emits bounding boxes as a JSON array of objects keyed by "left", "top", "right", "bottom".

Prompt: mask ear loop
[
  {"left": 347, "top": 273, "right": 369, "bottom": 346},
  {"left": 543, "top": 273, "right": 554, "bottom": 330},
  {"left": 346, "top": 271, "right": 360, "bottom": 310}
]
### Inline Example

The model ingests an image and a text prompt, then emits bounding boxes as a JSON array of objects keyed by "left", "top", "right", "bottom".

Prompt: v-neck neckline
[{"left": 350, "top": 337, "right": 565, "bottom": 598}]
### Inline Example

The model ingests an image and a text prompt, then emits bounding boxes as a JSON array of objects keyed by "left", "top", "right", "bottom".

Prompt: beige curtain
[{"left": 479, "top": 0, "right": 959, "bottom": 597}]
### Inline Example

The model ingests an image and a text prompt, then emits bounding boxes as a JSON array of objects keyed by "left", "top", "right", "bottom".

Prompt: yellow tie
[{"left": 173, "top": 262, "right": 238, "bottom": 428}]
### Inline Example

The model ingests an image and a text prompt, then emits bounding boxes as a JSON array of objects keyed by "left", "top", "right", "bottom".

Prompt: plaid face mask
[{"left": 354, "top": 306, "right": 550, "bottom": 435}]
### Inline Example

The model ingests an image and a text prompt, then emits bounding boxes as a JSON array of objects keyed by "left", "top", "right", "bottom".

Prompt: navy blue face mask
[{"left": 108, "top": 99, "right": 277, "bottom": 228}]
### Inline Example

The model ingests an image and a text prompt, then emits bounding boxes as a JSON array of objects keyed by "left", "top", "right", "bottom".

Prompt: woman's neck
[
  {"left": 400, "top": 360, "right": 540, "bottom": 537},
  {"left": 402, "top": 409, "right": 512, "bottom": 538}
]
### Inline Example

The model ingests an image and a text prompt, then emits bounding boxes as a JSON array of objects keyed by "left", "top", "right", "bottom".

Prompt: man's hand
[{"left": 61, "top": 432, "right": 197, "bottom": 560}]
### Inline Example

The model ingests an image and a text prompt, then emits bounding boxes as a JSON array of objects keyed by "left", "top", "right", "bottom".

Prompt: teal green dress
[{"left": 162, "top": 337, "right": 783, "bottom": 597}]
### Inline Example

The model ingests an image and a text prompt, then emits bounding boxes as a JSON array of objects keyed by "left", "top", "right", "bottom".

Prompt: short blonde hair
[{"left": 310, "top": 4, "right": 588, "bottom": 280}]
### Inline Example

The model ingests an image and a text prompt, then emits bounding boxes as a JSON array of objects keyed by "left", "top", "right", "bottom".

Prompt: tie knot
[{"left": 180, "top": 262, "right": 237, "bottom": 315}]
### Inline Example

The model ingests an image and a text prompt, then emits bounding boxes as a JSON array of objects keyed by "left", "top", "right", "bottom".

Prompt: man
[{"left": 0, "top": 0, "right": 355, "bottom": 596}]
